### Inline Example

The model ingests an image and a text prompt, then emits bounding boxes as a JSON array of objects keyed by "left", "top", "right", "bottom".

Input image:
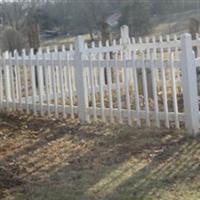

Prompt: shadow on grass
[
  {"left": 87, "top": 136, "right": 200, "bottom": 200},
  {"left": 13, "top": 129, "right": 197, "bottom": 199}
]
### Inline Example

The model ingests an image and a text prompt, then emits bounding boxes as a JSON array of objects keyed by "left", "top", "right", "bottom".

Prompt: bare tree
[
  {"left": 0, "top": 0, "right": 42, "bottom": 52},
  {"left": 0, "top": 1, "right": 26, "bottom": 30},
  {"left": 78, "top": 0, "right": 113, "bottom": 41}
]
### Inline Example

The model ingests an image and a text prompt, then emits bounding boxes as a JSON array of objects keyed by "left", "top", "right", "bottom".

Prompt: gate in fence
[{"left": 0, "top": 25, "right": 200, "bottom": 135}]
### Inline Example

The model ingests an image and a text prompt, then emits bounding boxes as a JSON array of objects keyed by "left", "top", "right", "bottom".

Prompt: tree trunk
[
  {"left": 89, "top": 30, "right": 94, "bottom": 42},
  {"left": 27, "top": 23, "right": 40, "bottom": 89}
]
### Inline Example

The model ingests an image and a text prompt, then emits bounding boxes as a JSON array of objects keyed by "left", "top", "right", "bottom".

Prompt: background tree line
[{"left": 1, "top": 0, "right": 200, "bottom": 53}]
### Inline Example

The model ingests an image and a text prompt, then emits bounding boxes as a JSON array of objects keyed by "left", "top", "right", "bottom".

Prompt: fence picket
[
  {"left": 43, "top": 50, "right": 51, "bottom": 116},
  {"left": 4, "top": 51, "right": 11, "bottom": 109},
  {"left": 57, "top": 47, "right": 66, "bottom": 118},
  {"left": 170, "top": 52, "right": 180, "bottom": 128},
  {"left": 159, "top": 39, "right": 169, "bottom": 128},
  {"left": 173, "top": 34, "right": 180, "bottom": 80},
  {"left": 119, "top": 39, "right": 125, "bottom": 85},
  {"left": 54, "top": 46, "right": 60, "bottom": 95},
  {"left": 142, "top": 52, "right": 150, "bottom": 127},
  {"left": 62, "top": 45, "right": 67, "bottom": 93},
  {"left": 51, "top": 50, "right": 58, "bottom": 118},
  {"left": 70, "top": 44, "right": 76, "bottom": 93},
  {"left": 9, "top": 52, "right": 16, "bottom": 110},
  {"left": 123, "top": 52, "right": 132, "bottom": 125},
  {"left": 152, "top": 36, "right": 159, "bottom": 84},
  {"left": 114, "top": 51, "right": 122, "bottom": 123},
  {"left": 66, "top": 51, "right": 74, "bottom": 118},
  {"left": 13, "top": 51, "right": 19, "bottom": 101},
  {"left": 98, "top": 46, "right": 105, "bottom": 121},
  {"left": 22, "top": 49, "right": 29, "bottom": 113},
  {"left": 84, "top": 43, "right": 90, "bottom": 93},
  {"left": 30, "top": 49, "right": 37, "bottom": 115},
  {"left": 36, "top": 49, "right": 44, "bottom": 116},
  {"left": 132, "top": 51, "right": 141, "bottom": 127},
  {"left": 46, "top": 47, "right": 53, "bottom": 95},
  {"left": 150, "top": 52, "right": 160, "bottom": 127},
  {"left": 0, "top": 55, "right": 3, "bottom": 109},
  {"left": 89, "top": 53, "right": 97, "bottom": 120},
  {"left": 92, "top": 42, "right": 98, "bottom": 89},
  {"left": 145, "top": 36, "right": 153, "bottom": 99},
  {"left": 106, "top": 46, "right": 114, "bottom": 123}
]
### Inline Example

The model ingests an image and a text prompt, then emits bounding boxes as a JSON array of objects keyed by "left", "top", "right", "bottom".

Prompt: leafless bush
[{"left": 1, "top": 28, "right": 25, "bottom": 54}]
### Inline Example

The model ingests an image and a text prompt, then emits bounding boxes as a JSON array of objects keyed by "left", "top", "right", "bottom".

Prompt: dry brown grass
[{"left": 0, "top": 112, "right": 199, "bottom": 200}]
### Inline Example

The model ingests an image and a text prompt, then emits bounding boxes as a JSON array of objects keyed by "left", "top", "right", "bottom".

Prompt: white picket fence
[{"left": 1, "top": 25, "right": 200, "bottom": 135}]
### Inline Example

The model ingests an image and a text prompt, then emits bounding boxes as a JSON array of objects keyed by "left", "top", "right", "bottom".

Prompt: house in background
[{"left": 106, "top": 13, "right": 122, "bottom": 27}]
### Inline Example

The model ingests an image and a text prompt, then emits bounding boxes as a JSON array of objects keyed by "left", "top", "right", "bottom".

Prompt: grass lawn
[
  {"left": 0, "top": 112, "right": 200, "bottom": 200},
  {"left": 41, "top": 34, "right": 94, "bottom": 49}
]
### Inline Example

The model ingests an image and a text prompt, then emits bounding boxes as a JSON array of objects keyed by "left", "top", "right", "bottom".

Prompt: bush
[{"left": 1, "top": 28, "right": 25, "bottom": 54}]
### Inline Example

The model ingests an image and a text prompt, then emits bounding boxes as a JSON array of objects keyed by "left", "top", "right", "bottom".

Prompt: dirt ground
[{"left": 0, "top": 112, "right": 200, "bottom": 200}]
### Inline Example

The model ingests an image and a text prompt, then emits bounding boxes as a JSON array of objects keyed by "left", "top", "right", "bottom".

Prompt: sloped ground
[
  {"left": 41, "top": 9, "right": 200, "bottom": 49},
  {"left": 0, "top": 112, "right": 200, "bottom": 200},
  {"left": 149, "top": 9, "right": 200, "bottom": 36}
]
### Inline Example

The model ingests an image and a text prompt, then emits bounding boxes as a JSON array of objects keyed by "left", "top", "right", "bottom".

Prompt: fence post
[
  {"left": 181, "top": 33, "right": 199, "bottom": 135},
  {"left": 120, "top": 25, "right": 130, "bottom": 48},
  {"left": 120, "top": 25, "right": 131, "bottom": 85},
  {"left": 3, "top": 51, "right": 11, "bottom": 102},
  {"left": 74, "top": 36, "right": 89, "bottom": 122}
]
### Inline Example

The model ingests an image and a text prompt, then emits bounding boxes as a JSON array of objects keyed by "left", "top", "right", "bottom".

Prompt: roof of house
[{"left": 106, "top": 13, "right": 122, "bottom": 27}]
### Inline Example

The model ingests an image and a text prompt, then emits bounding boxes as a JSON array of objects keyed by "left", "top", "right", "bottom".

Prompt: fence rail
[{"left": 0, "top": 25, "right": 200, "bottom": 135}]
